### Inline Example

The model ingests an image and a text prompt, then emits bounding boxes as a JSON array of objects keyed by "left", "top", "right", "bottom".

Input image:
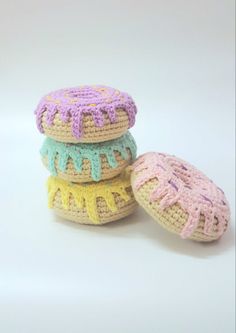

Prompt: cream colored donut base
[
  {"left": 131, "top": 174, "right": 227, "bottom": 242},
  {"left": 52, "top": 190, "right": 137, "bottom": 225},
  {"left": 41, "top": 109, "right": 129, "bottom": 143},
  {"left": 42, "top": 150, "right": 132, "bottom": 183}
]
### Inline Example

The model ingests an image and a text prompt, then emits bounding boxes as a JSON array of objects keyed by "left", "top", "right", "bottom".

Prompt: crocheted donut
[
  {"left": 35, "top": 85, "right": 137, "bottom": 143},
  {"left": 47, "top": 171, "right": 137, "bottom": 224},
  {"left": 41, "top": 132, "right": 137, "bottom": 182},
  {"left": 131, "top": 153, "right": 230, "bottom": 241}
]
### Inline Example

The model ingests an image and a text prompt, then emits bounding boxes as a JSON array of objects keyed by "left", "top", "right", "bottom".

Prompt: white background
[{"left": 0, "top": 1, "right": 235, "bottom": 332}]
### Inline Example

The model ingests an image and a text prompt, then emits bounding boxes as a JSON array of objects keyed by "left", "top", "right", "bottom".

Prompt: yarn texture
[
  {"left": 131, "top": 153, "right": 230, "bottom": 240},
  {"left": 35, "top": 85, "right": 137, "bottom": 140},
  {"left": 41, "top": 132, "right": 137, "bottom": 181},
  {"left": 48, "top": 170, "right": 135, "bottom": 223}
]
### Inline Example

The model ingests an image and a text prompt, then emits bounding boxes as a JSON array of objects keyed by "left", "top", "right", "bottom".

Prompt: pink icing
[
  {"left": 132, "top": 153, "right": 230, "bottom": 239},
  {"left": 35, "top": 85, "right": 137, "bottom": 139}
]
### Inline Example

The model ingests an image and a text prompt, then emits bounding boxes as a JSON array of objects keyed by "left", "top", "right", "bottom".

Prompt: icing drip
[
  {"left": 40, "top": 132, "right": 137, "bottom": 181},
  {"left": 47, "top": 172, "right": 132, "bottom": 223},
  {"left": 132, "top": 153, "right": 230, "bottom": 239},
  {"left": 35, "top": 85, "right": 137, "bottom": 139}
]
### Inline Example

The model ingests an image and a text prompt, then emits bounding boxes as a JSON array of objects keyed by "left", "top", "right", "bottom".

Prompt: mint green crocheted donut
[{"left": 40, "top": 132, "right": 137, "bottom": 182}]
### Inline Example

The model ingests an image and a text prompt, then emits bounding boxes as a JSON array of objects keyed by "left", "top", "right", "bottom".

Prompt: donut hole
[{"left": 67, "top": 87, "right": 101, "bottom": 100}]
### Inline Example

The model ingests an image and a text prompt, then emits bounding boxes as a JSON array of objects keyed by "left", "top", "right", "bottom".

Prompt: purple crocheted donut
[{"left": 35, "top": 85, "right": 137, "bottom": 142}]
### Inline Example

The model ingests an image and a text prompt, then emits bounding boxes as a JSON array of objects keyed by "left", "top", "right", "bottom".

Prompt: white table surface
[{"left": 0, "top": 1, "right": 235, "bottom": 332}]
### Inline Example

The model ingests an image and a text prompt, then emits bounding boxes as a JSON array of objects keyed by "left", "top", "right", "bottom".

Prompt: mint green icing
[{"left": 40, "top": 132, "right": 137, "bottom": 181}]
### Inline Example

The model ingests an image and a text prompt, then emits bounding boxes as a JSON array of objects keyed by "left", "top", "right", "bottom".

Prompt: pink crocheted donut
[{"left": 131, "top": 153, "right": 230, "bottom": 241}]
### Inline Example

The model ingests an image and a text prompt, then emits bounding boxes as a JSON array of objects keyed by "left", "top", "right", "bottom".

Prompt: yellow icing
[{"left": 47, "top": 171, "right": 132, "bottom": 223}]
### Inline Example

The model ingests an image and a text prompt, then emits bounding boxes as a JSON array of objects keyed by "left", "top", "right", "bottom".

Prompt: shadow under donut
[{"left": 52, "top": 207, "right": 234, "bottom": 258}]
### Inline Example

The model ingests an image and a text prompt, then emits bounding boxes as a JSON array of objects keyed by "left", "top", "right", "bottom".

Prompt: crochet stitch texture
[
  {"left": 132, "top": 152, "right": 230, "bottom": 239},
  {"left": 47, "top": 171, "right": 133, "bottom": 223},
  {"left": 40, "top": 132, "right": 137, "bottom": 181},
  {"left": 35, "top": 85, "right": 137, "bottom": 140}
]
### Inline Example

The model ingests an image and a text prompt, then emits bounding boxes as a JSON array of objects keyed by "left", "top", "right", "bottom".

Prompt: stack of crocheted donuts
[
  {"left": 35, "top": 85, "right": 138, "bottom": 225},
  {"left": 35, "top": 85, "right": 231, "bottom": 242}
]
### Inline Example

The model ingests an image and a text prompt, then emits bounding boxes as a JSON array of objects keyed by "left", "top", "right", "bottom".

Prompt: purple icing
[
  {"left": 35, "top": 85, "right": 137, "bottom": 139},
  {"left": 168, "top": 180, "right": 178, "bottom": 191},
  {"left": 201, "top": 194, "right": 213, "bottom": 205},
  {"left": 181, "top": 164, "right": 188, "bottom": 171}
]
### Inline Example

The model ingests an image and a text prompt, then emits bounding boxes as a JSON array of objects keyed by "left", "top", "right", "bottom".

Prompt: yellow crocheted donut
[{"left": 47, "top": 171, "right": 137, "bottom": 225}]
